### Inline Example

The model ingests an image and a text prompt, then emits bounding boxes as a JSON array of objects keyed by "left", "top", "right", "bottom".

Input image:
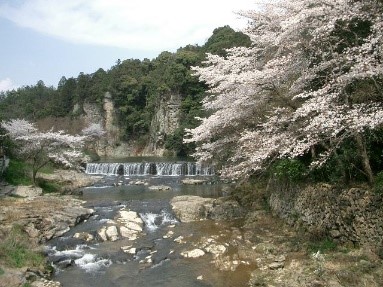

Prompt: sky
[{"left": 0, "top": 0, "right": 257, "bottom": 92}]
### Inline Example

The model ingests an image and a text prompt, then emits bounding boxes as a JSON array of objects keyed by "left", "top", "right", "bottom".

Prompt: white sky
[{"left": 0, "top": 0, "right": 257, "bottom": 90}]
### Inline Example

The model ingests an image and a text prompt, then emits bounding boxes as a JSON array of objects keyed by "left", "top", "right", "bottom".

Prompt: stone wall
[{"left": 268, "top": 183, "right": 383, "bottom": 248}]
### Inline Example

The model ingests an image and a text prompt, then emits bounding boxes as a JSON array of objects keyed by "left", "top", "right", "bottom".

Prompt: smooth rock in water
[
  {"left": 121, "top": 246, "right": 136, "bottom": 254},
  {"left": 181, "top": 248, "right": 205, "bottom": 258},
  {"left": 73, "top": 232, "right": 94, "bottom": 242},
  {"left": 119, "top": 226, "right": 138, "bottom": 240},
  {"left": 118, "top": 210, "right": 144, "bottom": 226},
  {"left": 174, "top": 236, "right": 184, "bottom": 243},
  {"left": 170, "top": 196, "right": 214, "bottom": 222},
  {"left": 106, "top": 225, "right": 119, "bottom": 241},
  {"left": 124, "top": 221, "right": 143, "bottom": 232},
  {"left": 181, "top": 179, "right": 207, "bottom": 185},
  {"left": 148, "top": 185, "right": 172, "bottom": 191},
  {"left": 205, "top": 244, "right": 227, "bottom": 257},
  {"left": 170, "top": 195, "right": 244, "bottom": 222},
  {"left": 12, "top": 186, "right": 43, "bottom": 197},
  {"left": 98, "top": 227, "right": 108, "bottom": 241}
]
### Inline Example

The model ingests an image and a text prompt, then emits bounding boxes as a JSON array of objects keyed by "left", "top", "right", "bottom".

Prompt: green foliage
[
  {"left": 0, "top": 267, "right": 4, "bottom": 275},
  {"left": 203, "top": 25, "right": 252, "bottom": 57},
  {"left": 308, "top": 129, "right": 383, "bottom": 185},
  {"left": 307, "top": 237, "right": 338, "bottom": 254},
  {"left": 164, "top": 128, "right": 195, "bottom": 157},
  {"left": 0, "top": 225, "right": 45, "bottom": 268},
  {"left": 374, "top": 171, "right": 383, "bottom": 194},
  {"left": 36, "top": 178, "right": 61, "bottom": 194},
  {"left": 3, "top": 159, "right": 33, "bottom": 186},
  {"left": 272, "top": 159, "right": 307, "bottom": 183}
]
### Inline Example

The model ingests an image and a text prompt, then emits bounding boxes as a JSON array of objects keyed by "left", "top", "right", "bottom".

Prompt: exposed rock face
[
  {"left": 269, "top": 183, "right": 383, "bottom": 248},
  {"left": 38, "top": 170, "right": 101, "bottom": 194},
  {"left": 0, "top": 194, "right": 94, "bottom": 244},
  {"left": 144, "top": 93, "right": 181, "bottom": 156},
  {"left": 170, "top": 195, "right": 244, "bottom": 222}
]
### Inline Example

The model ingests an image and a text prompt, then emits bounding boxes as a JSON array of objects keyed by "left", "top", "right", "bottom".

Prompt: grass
[
  {"left": 307, "top": 237, "right": 338, "bottom": 253},
  {"left": 3, "top": 159, "right": 33, "bottom": 186},
  {"left": 0, "top": 225, "right": 45, "bottom": 269},
  {"left": 3, "top": 158, "right": 62, "bottom": 193},
  {"left": 36, "top": 178, "right": 62, "bottom": 193}
]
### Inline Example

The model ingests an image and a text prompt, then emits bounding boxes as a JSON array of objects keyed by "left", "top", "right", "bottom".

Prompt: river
[{"left": 45, "top": 160, "right": 254, "bottom": 287}]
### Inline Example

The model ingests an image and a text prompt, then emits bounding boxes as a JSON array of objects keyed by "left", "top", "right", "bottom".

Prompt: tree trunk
[
  {"left": 354, "top": 133, "right": 374, "bottom": 185},
  {"left": 32, "top": 169, "right": 38, "bottom": 186},
  {"left": 333, "top": 149, "right": 348, "bottom": 184}
]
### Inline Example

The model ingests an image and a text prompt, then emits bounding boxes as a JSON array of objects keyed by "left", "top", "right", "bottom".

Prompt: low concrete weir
[{"left": 85, "top": 162, "right": 214, "bottom": 176}]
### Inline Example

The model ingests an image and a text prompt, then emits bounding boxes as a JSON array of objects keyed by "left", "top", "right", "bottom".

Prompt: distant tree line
[{"left": 0, "top": 26, "right": 251, "bottom": 157}]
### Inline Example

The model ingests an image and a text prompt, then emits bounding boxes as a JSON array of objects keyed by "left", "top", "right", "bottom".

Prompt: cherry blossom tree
[
  {"left": 1, "top": 119, "right": 88, "bottom": 184},
  {"left": 81, "top": 122, "right": 106, "bottom": 152},
  {"left": 185, "top": 0, "right": 383, "bottom": 183}
]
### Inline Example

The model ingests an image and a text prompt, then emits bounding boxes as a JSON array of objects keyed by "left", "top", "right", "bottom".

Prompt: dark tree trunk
[{"left": 354, "top": 133, "right": 374, "bottom": 185}]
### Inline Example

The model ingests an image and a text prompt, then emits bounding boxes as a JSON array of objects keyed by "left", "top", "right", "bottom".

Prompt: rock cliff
[
  {"left": 80, "top": 92, "right": 181, "bottom": 157},
  {"left": 143, "top": 93, "right": 181, "bottom": 156}
]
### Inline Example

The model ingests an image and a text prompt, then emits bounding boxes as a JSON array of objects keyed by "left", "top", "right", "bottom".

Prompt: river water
[{"left": 45, "top": 160, "right": 253, "bottom": 287}]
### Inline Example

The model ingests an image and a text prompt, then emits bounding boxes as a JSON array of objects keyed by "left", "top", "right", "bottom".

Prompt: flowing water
[{"left": 45, "top": 160, "right": 252, "bottom": 287}]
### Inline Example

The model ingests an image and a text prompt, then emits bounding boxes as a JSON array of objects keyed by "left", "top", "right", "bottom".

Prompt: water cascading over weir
[{"left": 85, "top": 162, "right": 215, "bottom": 176}]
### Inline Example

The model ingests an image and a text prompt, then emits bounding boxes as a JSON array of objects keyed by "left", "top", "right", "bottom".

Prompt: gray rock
[
  {"left": 12, "top": 186, "right": 43, "bottom": 197},
  {"left": 170, "top": 195, "right": 244, "bottom": 222},
  {"left": 170, "top": 196, "right": 214, "bottom": 222},
  {"left": 269, "top": 261, "right": 285, "bottom": 269},
  {"left": 148, "top": 185, "right": 172, "bottom": 191}
]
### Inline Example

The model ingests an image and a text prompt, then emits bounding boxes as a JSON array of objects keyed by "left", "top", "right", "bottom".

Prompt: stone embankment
[{"left": 269, "top": 183, "right": 383, "bottom": 249}]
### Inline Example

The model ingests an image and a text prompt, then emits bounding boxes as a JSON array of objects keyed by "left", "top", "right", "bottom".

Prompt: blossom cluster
[{"left": 185, "top": 0, "right": 383, "bottom": 179}]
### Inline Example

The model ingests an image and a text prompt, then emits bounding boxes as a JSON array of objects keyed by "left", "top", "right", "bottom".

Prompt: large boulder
[
  {"left": 97, "top": 208, "right": 144, "bottom": 242},
  {"left": 12, "top": 186, "right": 43, "bottom": 197},
  {"left": 170, "top": 195, "right": 244, "bottom": 222},
  {"left": 170, "top": 196, "right": 214, "bottom": 222}
]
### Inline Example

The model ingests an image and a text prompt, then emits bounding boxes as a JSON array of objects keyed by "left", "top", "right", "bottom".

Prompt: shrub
[
  {"left": 307, "top": 237, "right": 337, "bottom": 253},
  {"left": 3, "top": 159, "right": 33, "bottom": 186},
  {"left": 272, "top": 159, "right": 307, "bottom": 183}
]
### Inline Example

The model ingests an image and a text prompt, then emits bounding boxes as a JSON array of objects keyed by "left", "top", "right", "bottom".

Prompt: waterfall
[{"left": 85, "top": 162, "right": 214, "bottom": 176}]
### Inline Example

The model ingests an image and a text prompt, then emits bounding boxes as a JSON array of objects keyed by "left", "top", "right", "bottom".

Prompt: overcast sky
[{"left": 0, "top": 0, "right": 256, "bottom": 92}]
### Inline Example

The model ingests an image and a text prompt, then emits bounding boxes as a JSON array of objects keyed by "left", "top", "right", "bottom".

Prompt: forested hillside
[{"left": 0, "top": 26, "right": 251, "bottom": 156}]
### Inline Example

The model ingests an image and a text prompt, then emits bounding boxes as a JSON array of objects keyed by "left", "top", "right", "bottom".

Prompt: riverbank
[{"left": 0, "top": 171, "right": 100, "bottom": 287}]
